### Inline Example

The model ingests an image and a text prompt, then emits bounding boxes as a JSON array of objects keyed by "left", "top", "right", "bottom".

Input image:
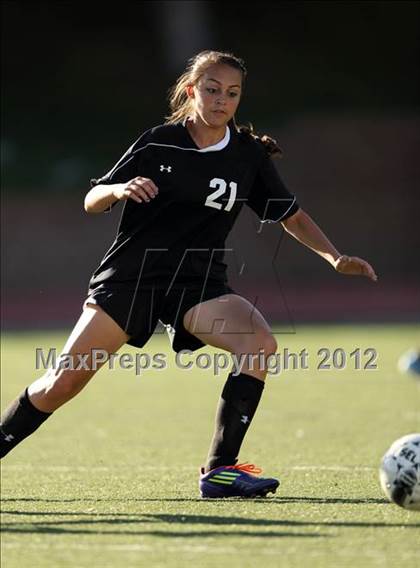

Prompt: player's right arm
[{"left": 84, "top": 176, "right": 159, "bottom": 214}]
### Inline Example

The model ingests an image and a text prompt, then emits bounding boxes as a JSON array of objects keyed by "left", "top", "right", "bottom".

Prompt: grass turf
[{"left": 1, "top": 324, "right": 420, "bottom": 567}]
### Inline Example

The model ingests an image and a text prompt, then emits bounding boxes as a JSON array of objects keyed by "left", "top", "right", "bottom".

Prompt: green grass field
[{"left": 1, "top": 324, "right": 419, "bottom": 568}]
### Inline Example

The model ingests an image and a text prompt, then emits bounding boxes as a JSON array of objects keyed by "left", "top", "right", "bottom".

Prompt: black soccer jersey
[{"left": 88, "top": 122, "right": 299, "bottom": 291}]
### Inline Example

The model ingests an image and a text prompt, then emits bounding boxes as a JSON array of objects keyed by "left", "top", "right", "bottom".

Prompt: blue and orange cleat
[{"left": 199, "top": 463, "right": 279, "bottom": 498}]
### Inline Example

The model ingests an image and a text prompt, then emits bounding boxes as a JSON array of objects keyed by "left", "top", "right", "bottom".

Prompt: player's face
[{"left": 191, "top": 63, "right": 242, "bottom": 128}]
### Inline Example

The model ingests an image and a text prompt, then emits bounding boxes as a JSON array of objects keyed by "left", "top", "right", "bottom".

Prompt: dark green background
[{"left": 2, "top": 1, "right": 419, "bottom": 190}]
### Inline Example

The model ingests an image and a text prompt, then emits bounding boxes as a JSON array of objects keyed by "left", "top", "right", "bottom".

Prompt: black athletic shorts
[{"left": 84, "top": 281, "right": 235, "bottom": 353}]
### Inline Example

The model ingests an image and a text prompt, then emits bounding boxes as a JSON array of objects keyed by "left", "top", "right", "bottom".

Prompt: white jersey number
[{"left": 205, "top": 178, "right": 237, "bottom": 212}]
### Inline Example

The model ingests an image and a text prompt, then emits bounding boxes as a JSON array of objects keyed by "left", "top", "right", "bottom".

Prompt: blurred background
[{"left": 1, "top": 0, "right": 419, "bottom": 331}]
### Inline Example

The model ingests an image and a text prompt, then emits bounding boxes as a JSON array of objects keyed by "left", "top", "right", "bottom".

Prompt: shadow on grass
[
  {"left": 1, "top": 512, "right": 419, "bottom": 536},
  {"left": 0, "top": 511, "right": 323, "bottom": 538},
  {"left": 0, "top": 527, "right": 323, "bottom": 538},
  {"left": 274, "top": 497, "right": 389, "bottom": 504},
  {"left": 1, "top": 496, "right": 389, "bottom": 504}
]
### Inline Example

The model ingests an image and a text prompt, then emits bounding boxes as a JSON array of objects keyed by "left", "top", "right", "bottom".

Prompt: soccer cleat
[{"left": 199, "top": 462, "right": 279, "bottom": 498}]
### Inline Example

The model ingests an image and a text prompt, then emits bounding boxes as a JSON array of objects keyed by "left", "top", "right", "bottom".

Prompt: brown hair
[{"left": 166, "top": 50, "right": 283, "bottom": 158}]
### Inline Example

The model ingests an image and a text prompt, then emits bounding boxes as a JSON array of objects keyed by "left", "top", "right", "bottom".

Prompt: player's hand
[
  {"left": 334, "top": 255, "right": 378, "bottom": 281},
  {"left": 113, "top": 177, "right": 159, "bottom": 204}
]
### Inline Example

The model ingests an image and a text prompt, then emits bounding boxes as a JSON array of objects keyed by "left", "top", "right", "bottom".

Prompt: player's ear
[{"left": 186, "top": 84, "right": 195, "bottom": 99}]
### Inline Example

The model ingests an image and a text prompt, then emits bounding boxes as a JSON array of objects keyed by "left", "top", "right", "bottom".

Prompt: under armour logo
[
  {"left": 4, "top": 433, "right": 15, "bottom": 442},
  {"left": 241, "top": 415, "right": 249, "bottom": 424},
  {"left": 160, "top": 165, "right": 172, "bottom": 173}
]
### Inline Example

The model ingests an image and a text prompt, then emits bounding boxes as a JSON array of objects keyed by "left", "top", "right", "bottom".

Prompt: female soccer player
[{"left": 0, "top": 51, "right": 377, "bottom": 498}]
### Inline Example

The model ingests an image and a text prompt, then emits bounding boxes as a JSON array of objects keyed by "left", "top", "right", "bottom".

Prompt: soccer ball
[
  {"left": 398, "top": 349, "right": 420, "bottom": 376},
  {"left": 379, "top": 433, "right": 420, "bottom": 510}
]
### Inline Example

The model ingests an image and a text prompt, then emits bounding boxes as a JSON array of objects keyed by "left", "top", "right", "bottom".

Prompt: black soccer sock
[
  {"left": 205, "top": 371, "right": 265, "bottom": 472},
  {"left": 0, "top": 388, "right": 52, "bottom": 458}
]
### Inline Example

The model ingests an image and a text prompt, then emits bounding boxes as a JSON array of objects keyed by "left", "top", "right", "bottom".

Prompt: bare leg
[
  {"left": 28, "top": 304, "right": 129, "bottom": 412},
  {"left": 1, "top": 304, "right": 129, "bottom": 457},
  {"left": 183, "top": 293, "right": 278, "bottom": 471},
  {"left": 183, "top": 293, "right": 277, "bottom": 380}
]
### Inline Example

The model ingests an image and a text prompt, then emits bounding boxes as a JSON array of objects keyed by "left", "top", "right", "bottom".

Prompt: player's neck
[{"left": 185, "top": 117, "right": 227, "bottom": 150}]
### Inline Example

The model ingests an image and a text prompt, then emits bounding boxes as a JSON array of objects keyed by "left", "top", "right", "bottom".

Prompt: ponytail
[{"left": 235, "top": 121, "right": 283, "bottom": 158}]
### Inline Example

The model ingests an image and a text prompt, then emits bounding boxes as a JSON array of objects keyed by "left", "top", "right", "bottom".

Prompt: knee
[
  {"left": 241, "top": 329, "right": 277, "bottom": 356},
  {"left": 260, "top": 332, "right": 278, "bottom": 356}
]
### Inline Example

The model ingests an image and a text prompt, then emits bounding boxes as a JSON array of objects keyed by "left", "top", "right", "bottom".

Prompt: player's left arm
[{"left": 281, "top": 208, "right": 378, "bottom": 281}]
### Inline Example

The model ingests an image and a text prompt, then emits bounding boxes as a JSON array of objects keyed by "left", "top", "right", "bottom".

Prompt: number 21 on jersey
[{"left": 205, "top": 177, "right": 237, "bottom": 212}]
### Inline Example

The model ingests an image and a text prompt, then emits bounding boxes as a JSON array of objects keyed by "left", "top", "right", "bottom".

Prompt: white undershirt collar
[{"left": 182, "top": 118, "right": 230, "bottom": 152}]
